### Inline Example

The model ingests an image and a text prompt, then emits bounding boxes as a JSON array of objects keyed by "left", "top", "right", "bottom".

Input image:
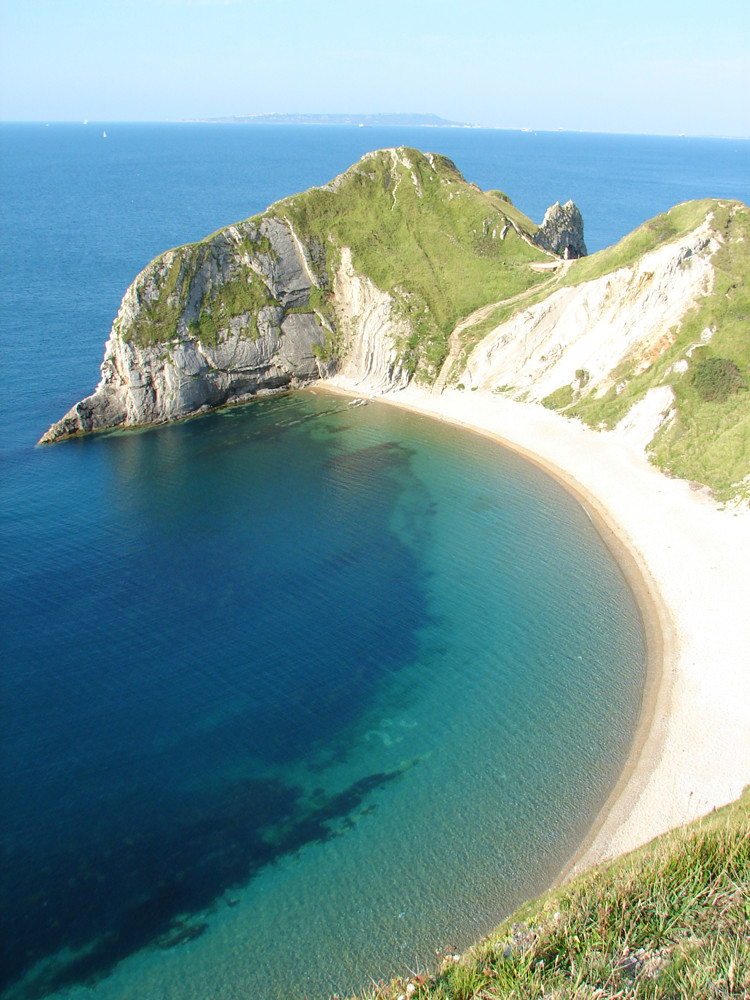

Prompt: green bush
[{"left": 692, "top": 356, "right": 746, "bottom": 402}]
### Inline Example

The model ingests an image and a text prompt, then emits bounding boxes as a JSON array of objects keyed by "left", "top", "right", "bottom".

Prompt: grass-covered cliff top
[
  {"left": 561, "top": 198, "right": 720, "bottom": 285},
  {"left": 272, "top": 148, "right": 551, "bottom": 372},
  {"left": 113, "top": 149, "right": 748, "bottom": 501},
  {"left": 358, "top": 786, "right": 750, "bottom": 1000},
  {"left": 448, "top": 197, "right": 748, "bottom": 503}
]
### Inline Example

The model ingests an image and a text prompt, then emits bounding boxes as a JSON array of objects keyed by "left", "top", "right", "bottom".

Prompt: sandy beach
[{"left": 320, "top": 381, "right": 750, "bottom": 873}]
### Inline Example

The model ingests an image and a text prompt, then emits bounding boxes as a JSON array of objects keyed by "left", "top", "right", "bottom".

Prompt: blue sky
[{"left": 1, "top": 0, "right": 748, "bottom": 135}]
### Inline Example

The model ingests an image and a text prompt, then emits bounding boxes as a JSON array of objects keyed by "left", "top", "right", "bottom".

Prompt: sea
[{"left": 1, "top": 124, "right": 748, "bottom": 1000}]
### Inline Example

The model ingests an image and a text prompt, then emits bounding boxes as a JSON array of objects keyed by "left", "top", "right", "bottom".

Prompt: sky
[{"left": 1, "top": 0, "right": 748, "bottom": 136}]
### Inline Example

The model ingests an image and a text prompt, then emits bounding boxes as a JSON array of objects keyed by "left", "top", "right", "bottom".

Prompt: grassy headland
[
  {"left": 274, "top": 148, "right": 551, "bottom": 375},
  {"left": 358, "top": 787, "right": 750, "bottom": 1000},
  {"left": 123, "top": 148, "right": 554, "bottom": 378},
  {"left": 452, "top": 198, "right": 749, "bottom": 504}
]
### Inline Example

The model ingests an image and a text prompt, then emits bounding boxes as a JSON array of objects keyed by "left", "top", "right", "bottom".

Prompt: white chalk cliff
[{"left": 461, "top": 221, "right": 717, "bottom": 405}]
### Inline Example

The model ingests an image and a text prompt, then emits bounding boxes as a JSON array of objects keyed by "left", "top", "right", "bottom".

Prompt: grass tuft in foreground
[{"left": 356, "top": 787, "right": 749, "bottom": 1000}]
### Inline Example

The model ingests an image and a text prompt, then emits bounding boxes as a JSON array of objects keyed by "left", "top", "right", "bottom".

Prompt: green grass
[
  {"left": 189, "top": 270, "right": 278, "bottom": 346},
  {"left": 647, "top": 206, "right": 750, "bottom": 501},
  {"left": 435, "top": 202, "right": 723, "bottom": 388},
  {"left": 127, "top": 228, "right": 280, "bottom": 348},
  {"left": 443, "top": 199, "right": 729, "bottom": 390},
  {"left": 457, "top": 199, "right": 729, "bottom": 355},
  {"left": 473, "top": 198, "right": 750, "bottom": 502},
  {"left": 358, "top": 786, "right": 750, "bottom": 1000},
  {"left": 542, "top": 384, "right": 575, "bottom": 410},
  {"left": 274, "top": 148, "right": 551, "bottom": 376},
  {"left": 445, "top": 274, "right": 562, "bottom": 383},
  {"left": 560, "top": 199, "right": 719, "bottom": 287},
  {"left": 115, "top": 152, "right": 748, "bottom": 500},
  {"left": 127, "top": 249, "right": 194, "bottom": 347}
]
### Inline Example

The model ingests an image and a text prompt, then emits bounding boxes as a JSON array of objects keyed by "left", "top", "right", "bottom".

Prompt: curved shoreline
[{"left": 316, "top": 380, "right": 750, "bottom": 876}]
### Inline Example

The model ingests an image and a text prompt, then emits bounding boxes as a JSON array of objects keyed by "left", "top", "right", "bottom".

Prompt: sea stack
[{"left": 533, "top": 200, "right": 588, "bottom": 258}]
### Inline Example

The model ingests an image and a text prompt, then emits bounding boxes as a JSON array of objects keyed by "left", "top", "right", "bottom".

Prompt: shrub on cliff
[{"left": 692, "top": 356, "right": 746, "bottom": 402}]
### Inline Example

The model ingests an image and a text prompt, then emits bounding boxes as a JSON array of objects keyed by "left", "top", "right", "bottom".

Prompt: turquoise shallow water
[
  {"left": 4, "top": 122, "right": 745, "bottom": 999},
  {"left": 3, "top": 390, "right": 645, "bottom": 1000}
]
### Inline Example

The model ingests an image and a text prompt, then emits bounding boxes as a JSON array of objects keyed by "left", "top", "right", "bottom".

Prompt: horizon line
[{"left": 1, "top": 118, "right": 749, "bottom": 141}]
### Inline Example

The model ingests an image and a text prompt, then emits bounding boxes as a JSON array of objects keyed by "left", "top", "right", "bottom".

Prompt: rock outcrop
[
  {"left": 533, "top": 200, "right": 588, "bottom": 259},
  {"left": 40, "top": 217, "right": 331, "bottom": 443},
  {"left": 327, "top": 249, "right": 412, "bottom": 393}
]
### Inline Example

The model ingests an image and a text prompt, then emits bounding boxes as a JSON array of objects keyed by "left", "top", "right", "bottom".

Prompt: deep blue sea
[{"left": 1, "top": 124, "right": 748, "bottom": 1000}]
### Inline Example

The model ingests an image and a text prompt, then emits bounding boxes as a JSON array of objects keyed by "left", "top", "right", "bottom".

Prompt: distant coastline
[{"left": 190, "top": 112, "right": 472, "bottom": 127}]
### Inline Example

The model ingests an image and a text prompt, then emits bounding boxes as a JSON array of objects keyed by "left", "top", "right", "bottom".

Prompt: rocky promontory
[
  {"left": 39, "top": 150, "right": 749, "bottom": 502},
  {"left": 39, "top": 217, "right": 331, "bottom": 442},
  {"left": 40, "top": 148, "right": 566, "bottom": 443}
]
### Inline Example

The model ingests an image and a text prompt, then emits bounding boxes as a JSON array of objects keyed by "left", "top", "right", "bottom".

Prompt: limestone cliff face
[
  {"left": 40, "top": 213, "right": 413, "bottom": 443},
  {"left": 40, "top": 217, "right": 328, "bottom": 442},
  {"left": 326, "top": 248, "right": 411, "bottom": 393},
  {"left": 39, "top": 147, "right": 561, "bottom": 443},
  {"left": 39, "top": 150, "right": 736, "bottom": 476},
  {"left": 39, "top": 229, "right": 397, "bottom": 443}
]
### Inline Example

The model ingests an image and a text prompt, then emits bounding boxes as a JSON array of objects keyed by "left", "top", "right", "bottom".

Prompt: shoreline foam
[{"left": 317, "top": 380, "right": 750, "bottom": 876}]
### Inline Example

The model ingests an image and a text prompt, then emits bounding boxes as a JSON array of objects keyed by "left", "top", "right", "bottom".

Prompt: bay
[{"left": 0, "top": 124, "right": 747, "bottom": 999}]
